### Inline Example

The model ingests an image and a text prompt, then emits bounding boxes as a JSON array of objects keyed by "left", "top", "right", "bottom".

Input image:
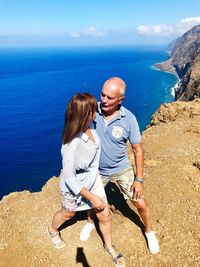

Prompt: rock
[
  {"left": 155, "top": 24, "right": 200, "bottom": 101},
  {"left": 0, "top": 99, "right": 200, "bottom": 266},
  {"left": 193, "top": 161, "right": 200, "bottom": 170},
  {"left": 149, "top": 98, "right": 200, "bottom": 125}
]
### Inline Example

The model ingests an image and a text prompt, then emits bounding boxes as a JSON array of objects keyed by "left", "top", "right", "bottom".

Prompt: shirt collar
[
  {"left": 97, "top": 102, "right": 127, "bottom": 118},
  {"left": 79, "top": 132, "right": 89, "bottom": 142}
]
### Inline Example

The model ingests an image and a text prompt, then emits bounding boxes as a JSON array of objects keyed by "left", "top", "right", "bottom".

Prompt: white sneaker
[
  {"left": 145, "top": 231, "right": 160, "bottom": 254},
  {"left": 80, "top": 222, "right": 95, "bottom": 241}
]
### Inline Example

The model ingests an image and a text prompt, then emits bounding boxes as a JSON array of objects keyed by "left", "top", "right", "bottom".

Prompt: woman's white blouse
[{"left": 60, "top": 129, "right": 101, "bottom": 195}]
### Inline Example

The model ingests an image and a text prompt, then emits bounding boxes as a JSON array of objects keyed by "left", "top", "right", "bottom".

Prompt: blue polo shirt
[{"left": 94, "top": 104, "right": 141, "bottom": 176}]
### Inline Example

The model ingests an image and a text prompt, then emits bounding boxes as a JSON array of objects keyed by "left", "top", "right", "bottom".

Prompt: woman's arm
[
  {"left": 80, "top": 187, "right": 106, "bottom": 210},
  {"left": 62, "top": 142, "right": 83, "bottom": 195}
]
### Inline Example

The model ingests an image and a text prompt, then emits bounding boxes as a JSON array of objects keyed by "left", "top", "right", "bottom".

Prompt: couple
[{"left": 47, "top": 77, "right": 159, "bottom": 267}]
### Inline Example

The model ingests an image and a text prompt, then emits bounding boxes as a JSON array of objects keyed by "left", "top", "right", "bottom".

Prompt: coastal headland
[
  {"left": 0, "top": 98, "right": 200, "bottom": 267},
  {"left": 155, "top": 24, "right": 200, "bottom": 101}
]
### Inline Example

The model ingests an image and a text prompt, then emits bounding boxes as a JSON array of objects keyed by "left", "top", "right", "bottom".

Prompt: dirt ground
[{"left": 0, "top": 99, "right": 200, "bottom": 267}]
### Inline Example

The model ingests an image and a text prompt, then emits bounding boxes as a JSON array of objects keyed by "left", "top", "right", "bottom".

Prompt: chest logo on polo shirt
[{"left": 112, "top": 126, "right": 123, "bottom": 138}]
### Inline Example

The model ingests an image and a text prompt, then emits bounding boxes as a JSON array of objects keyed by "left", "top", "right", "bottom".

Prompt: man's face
[{"left": 100, "top": 82, "right": 124, "bottom": 115}]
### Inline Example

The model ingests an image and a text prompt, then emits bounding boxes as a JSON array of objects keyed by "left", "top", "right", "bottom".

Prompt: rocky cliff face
[
  {"left": 0, "top": 99, "right": 200, "bottom": 267},
  {"left": 155, "top": 24, "right": 200, "bottom": 101}
]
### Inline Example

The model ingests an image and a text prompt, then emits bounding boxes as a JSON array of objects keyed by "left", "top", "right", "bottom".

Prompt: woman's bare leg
[
  {"left": 48, "top": 208, "right": 75, "bottom": 248},
  {"left": 95, "top": 204, "right": 125, "bottom": 266},
  {"left": 50, "top": 208, "right": 75, "bottom": 233}
]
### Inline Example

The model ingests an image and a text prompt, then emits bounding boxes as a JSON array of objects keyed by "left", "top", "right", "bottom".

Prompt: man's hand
[{"left": 130, "top": 181, "right": 144, "bottom": 201}]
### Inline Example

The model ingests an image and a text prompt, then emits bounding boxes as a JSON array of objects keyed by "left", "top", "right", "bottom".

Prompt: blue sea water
[{"left": 0, "top": 46, "right": 178, "bottom": 199}]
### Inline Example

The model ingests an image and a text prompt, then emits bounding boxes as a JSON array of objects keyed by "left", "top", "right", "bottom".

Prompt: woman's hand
[
  {"left": 80, "top": 187, "right": 106, "bottom": 210},
  {"left": 90, "top": 193, "right": 106, "bottom": 210}
]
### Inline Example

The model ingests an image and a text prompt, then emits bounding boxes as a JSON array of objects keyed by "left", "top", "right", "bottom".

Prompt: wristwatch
[{"left": 134, "top": 178, "right": 145, "bottom": 183}]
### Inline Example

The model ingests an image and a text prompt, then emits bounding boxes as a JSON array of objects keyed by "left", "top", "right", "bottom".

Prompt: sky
[{"left": 0, "top": 0, "right": 200, "bottom": 47}]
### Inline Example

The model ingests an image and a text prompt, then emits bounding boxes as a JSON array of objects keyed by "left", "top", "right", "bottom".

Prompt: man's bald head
[{"left": 103, "top": 77, "right": 126, "bottom": 97}]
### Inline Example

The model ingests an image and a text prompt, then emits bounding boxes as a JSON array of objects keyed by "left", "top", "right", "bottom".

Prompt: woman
[{"left": 47, "top": 93, "right": 125, "bottom": 267}]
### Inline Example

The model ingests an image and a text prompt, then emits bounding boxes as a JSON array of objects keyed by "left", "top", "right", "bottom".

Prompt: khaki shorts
[{"left": 101, "top": 167, "right": 135, "bottom": 200}]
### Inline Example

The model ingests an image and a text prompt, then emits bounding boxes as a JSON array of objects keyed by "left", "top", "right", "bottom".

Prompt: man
[{"left": 80, "top": 77, "right": 160, "bottom": 254}]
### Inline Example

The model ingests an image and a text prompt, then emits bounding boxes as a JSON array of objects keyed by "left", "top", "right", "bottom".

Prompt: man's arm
[
  {"left": 130, "top": 142, "right": 145, "bottom": 200},
  {"left": 131, "top": 142, "right": 144, "bottom": 178}
]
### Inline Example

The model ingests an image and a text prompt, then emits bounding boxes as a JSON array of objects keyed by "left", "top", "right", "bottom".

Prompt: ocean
[{"left": 0, "top": 46, "right": 178, "bottom": 199}]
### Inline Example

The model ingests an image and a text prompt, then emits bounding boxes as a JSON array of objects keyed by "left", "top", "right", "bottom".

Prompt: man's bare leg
[
  {"left": 133, "top": 199, "right": 160, "bottom": 254},
  {"left": 80, "top": 209, "right": 95, "bottom": 241}
]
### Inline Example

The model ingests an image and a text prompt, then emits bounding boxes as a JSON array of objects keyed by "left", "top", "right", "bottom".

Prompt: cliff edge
[
  {"left": 155, "top": 24, "right": 200, "bottom": 101},
  {"left": 0, "top": 99, "right": 200, "bottom": 267}
]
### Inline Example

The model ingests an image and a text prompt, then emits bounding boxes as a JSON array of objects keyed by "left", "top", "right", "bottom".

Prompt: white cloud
[
  {"left": 69, "top": 27, "right": 108, "bottom": 38},
  {"left": 137, "top": 17, "right": 200, "bottom": 36}
]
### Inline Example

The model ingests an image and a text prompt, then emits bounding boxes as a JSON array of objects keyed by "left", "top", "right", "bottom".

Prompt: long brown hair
[{"left": 62, "top": 93, "right": 98, "bottom": 144}]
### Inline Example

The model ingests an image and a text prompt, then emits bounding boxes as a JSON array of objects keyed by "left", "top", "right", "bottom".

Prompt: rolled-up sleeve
[{"left": 61, "top": 143, "right": 83, "bottom": 195}]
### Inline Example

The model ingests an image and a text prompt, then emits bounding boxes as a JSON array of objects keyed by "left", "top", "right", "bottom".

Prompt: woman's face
[
  {"left": 89, "top": 110, "right": 96, "bottom": 122},
  {"left": 85, "top": 109, "right": 96, "bottom": 127}
]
